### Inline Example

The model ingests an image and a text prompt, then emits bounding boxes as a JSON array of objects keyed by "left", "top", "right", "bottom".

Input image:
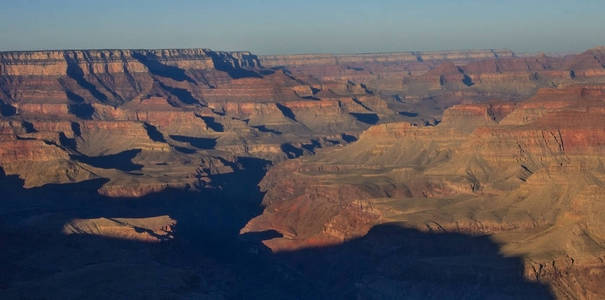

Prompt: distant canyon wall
[{"left": 260, "top": 49, "right": 514, "bottom": 67}]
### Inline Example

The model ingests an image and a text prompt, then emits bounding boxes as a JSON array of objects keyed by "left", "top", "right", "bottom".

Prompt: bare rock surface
[{"left": 1, "top": 47, "right": 605, "bottom": 299}]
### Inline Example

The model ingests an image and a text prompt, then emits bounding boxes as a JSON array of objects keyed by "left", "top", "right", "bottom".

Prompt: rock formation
[
  {"left": 243, "top": 84, "right": 605, "bottom": 298},
  {"left": 1, "top": 46, "right": 605, "bottom": 298}
]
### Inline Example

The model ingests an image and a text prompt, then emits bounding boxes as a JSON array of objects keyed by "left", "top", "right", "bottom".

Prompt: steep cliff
[
  {"left": 243, "top": 84, "right": 605, "bottom": 298},
  {"left": 2, "top": 47, "right": 605, "bottom": 299}
]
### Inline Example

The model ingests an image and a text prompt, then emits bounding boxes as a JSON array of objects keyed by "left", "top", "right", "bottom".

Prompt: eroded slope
[{"left": 244, "top": 85, "right": 605, "bottom": 298}]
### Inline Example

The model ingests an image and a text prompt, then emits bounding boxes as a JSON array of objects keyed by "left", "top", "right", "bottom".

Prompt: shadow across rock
[
  {"left": 131, "top": 52, "right": 195, "bottom": 83},
  {"left": 350, "top": 112, "right": 379, "bottom": 124},
  {"left": 170, "top": 135, "right": 217, "bottom": 149},
  {"left": 70, "top": 149, "right": 143, "bottom": 171},
  {"left": 271, "top": 223, "right": 554, "bottom": 299},
  {"left": 0, "top": 158, "right": 554, "bottom": 299},
  {"left": 207, "top": 52, "right": 262, "bottom": 79}
]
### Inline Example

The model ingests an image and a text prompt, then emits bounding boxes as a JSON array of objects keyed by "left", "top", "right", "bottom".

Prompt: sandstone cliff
[
  {"left": 2, "top": 47, "right": 605, "bottom": 299},
  {"left": 243, "top": 84, "right": 605, "bottom": 298}
]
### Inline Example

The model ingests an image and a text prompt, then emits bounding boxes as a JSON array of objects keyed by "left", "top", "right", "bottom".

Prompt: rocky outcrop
[
  {"left": 243, "top": 84, "right": 605, "bottom": 298},
  {"left": 62, "top": 216, "right": 176, "bottom": 242},
  {"left": 2, "top": 46, "right": 605, "bottom": 299},
  {"left": 0, "top": 48, "right": 258, "bottom": 76}
]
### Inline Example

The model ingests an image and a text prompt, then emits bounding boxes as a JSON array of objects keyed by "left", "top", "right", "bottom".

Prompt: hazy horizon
[{"left": 1, "top": 0, "right": 604, "bottom": 55}]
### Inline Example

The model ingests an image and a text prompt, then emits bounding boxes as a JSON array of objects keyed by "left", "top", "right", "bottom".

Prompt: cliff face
[
  {"left": 0, "top": 48, "right": 263, "bottom": 76},
  {"left": 2, "top": 47, "right": 546, "bottom": 193},
  {"left": 0, "top": 48, "right": 263, "bottom": 106},
  {"left": 260, "top": 49, "right": 514, "bottom": 67},
  {"left": 1, "top": 47, "right": 605, "bottom": 299},
  {"left": 261, "top": 47, "right": 605, "bottom": 105},
  {"left": 0, "top": 48, "right": 375, "bottom": 193},
  {"left": 243, "top": 84, "right": 605, "bottom": 298}
]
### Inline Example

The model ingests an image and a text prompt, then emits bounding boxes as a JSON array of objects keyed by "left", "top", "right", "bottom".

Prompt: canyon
[{"left": 1, "top": 46, "right": 605, "bottom": 299}]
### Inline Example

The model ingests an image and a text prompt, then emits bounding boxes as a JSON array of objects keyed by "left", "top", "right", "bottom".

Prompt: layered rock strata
[
  {"left": 2, "top": 47, "right": 605, "bottom": 298},
  {"left": 243, "top": 84, "right": 605, "bottom": 298}
]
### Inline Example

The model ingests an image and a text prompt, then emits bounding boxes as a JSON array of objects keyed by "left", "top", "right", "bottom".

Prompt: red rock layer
[{"left": 243, "top": 84, "right": 605, "bottom": 298}]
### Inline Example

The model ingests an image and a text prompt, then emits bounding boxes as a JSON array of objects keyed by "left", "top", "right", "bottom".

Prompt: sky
[{"left": 1, "top": 0, "right": 604, "bottom": 54}]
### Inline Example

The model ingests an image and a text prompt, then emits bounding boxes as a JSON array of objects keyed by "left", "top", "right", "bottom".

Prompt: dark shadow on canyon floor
[
  {"left": 169, "top": 135, "right": 217, "bottom": 150},
  {"left": 68, "top": 102, "right": 95, "bottom": 119},
  {"left": 0, "top": 160, "right": 554, "bottom": 299},
  {"left": 0, "top": 101, "right": 17, "bottom": 117},
  {"left": 350, "top": 112, "right": 379, "bottom": 124},
  {"left": 272, "top": 224, "right": 553, "bottom": 299},
  {"left": 70, "top": 149, "right": 143, "bottom": 171}
]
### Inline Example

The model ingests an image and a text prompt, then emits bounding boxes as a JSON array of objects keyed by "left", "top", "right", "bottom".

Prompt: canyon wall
[
  {"left": 243, "top": 84, "right": 605, "bottom": 299},
  {"left": 1, "top": 47, "right": 605, "bottom": 298}
]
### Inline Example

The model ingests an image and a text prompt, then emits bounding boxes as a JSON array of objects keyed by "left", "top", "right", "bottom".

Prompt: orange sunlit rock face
[
  {"left": 242, "top": 83, "right": 605, "bottom": 298},
  {"left": 1, "top": 47, "right": 605, "bottom": 299}
]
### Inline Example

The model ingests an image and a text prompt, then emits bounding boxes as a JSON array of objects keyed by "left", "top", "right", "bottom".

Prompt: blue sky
[{"left": 1, "top": 0, "right": 603, "bottom": 54}]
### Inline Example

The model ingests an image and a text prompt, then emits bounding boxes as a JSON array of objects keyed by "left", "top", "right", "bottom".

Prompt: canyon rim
[{"left": 1, "top": 1, "right": 605, "bottom": 299}]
